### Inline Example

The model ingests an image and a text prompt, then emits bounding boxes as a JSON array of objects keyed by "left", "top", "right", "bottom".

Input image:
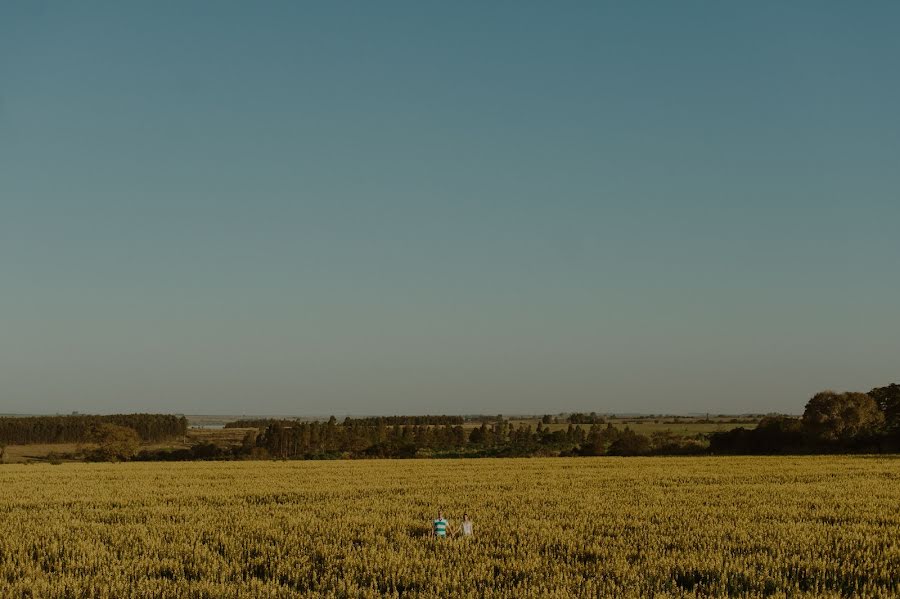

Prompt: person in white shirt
[{"left": 459, "top": 512, "right": 473, "bottom": 537}]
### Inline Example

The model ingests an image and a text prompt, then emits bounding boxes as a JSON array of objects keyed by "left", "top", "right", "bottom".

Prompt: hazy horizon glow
[{"left": 1, "top": 2, "right": 898, "bottom": 415}]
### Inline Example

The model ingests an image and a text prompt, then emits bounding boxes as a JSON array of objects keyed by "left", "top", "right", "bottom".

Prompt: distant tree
[
  {"left": 607, "top": 429, "right": 651, "bottom": 456},
  {"left": 753, "top": 415, "right": 804, "bottom": 451},
  {"left": 468, "top": 425, "right": 485, "bottom": 446},
  {"left": 567, "top": 412, "right": 605, "bottom": 425},
  {"left": 802, "top": 391, "right": 884, "bottom": 444},
  {"left": 541, "top": 414, "right": 553, "bottom": 425},
  {"left": 240, "top": 430, "right": 258, "bottom": 453},
  {"left": 90, "top": 424, "right": 141, "bottom": 461},
  {"left": 710, "top": 416, "right": 805, "bottom": 454},
  {"left": 375, "top": 419, "right": 387, "bottom": 444},
  {"left": 190, "top": 442, "right": 226, "bottom": 460},
  {"left": 452, "top": 425, "right": 466, "bottom": 447},
  {"left": 649, "top": 430, "right": 677, "bottom": 451},
  {"left": 580, "top": 423, "right": 619, "bottom": 456},
  {"left": 868, "top": 383, "right": 900, "bottom": 433}
]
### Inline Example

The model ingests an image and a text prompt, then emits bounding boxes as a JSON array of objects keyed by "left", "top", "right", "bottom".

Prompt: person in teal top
[{"left": 432, "top": 510, "right": 449, "bottom": 538}]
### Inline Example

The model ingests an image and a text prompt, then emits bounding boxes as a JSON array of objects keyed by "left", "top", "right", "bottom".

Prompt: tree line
[
  {"left": 250, "top": 419, "right": 709, "bottom": 459},
  {"left": 0, "top": 414, "right": 187, "bottom": 445}
]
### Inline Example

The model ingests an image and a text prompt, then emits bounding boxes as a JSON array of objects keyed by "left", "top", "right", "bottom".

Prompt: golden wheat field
[{"left": 1, "top": 457, "right": 898, "bottom": 598}]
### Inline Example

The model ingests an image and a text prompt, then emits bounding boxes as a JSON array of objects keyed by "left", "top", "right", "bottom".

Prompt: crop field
[{"left": 1, "top": 457, "right": 898, "bottom": 598}]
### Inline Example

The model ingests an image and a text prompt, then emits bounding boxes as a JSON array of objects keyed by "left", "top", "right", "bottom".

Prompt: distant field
[
  {"left": 186, "top": 427, "right": 255, "bottom": 445},
  {"left": 2, "top": 443, "right": 90, "bottom": 463},
  {"left": 0, "top": 456, "right": 897, "bottom": 597}
]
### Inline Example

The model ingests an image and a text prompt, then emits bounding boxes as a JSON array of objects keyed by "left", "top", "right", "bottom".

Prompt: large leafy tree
[
  {"left": 867, "top": 383, "right": 900, "bottom": 433},
  {"left": 802, "top": 391, "right": 884, "bottom": 443},
  {"left": 90, "top": 424, "right": 141, "bottom": 461}
]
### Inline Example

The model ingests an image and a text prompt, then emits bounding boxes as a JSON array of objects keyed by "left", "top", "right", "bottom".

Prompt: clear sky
[{"left": 1, "top": 2, "right": 898, "bottom": 416}]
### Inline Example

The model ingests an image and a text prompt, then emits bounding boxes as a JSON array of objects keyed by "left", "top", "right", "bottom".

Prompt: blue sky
[{"left": 1, "top": 2, "right": 898, "bottom": 415}]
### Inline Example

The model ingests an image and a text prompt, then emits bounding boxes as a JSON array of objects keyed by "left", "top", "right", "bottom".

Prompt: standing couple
[{"left": 432, "top": 510, "right": 473, "bottom": 538}]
